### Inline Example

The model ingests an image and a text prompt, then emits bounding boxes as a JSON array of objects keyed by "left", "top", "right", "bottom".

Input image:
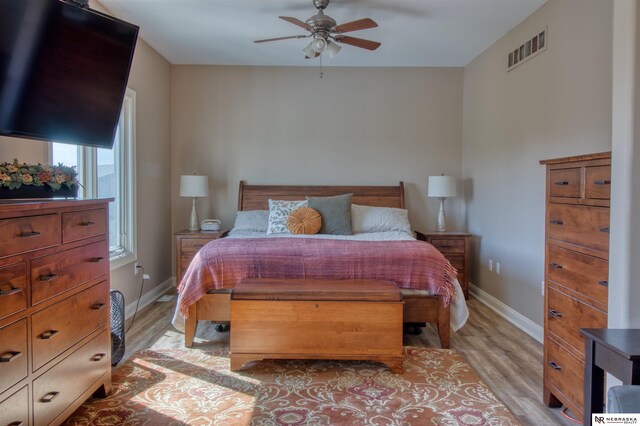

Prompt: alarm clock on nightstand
[{"left": 200, "top": 219, "right": 221, "bottom": 231}]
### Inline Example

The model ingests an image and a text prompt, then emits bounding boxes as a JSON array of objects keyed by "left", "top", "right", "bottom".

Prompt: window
[{"left": 51, "top": 89, "right": 136, "bottom": 270}]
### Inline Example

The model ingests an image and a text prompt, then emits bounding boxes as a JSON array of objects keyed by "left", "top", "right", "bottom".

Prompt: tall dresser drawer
[
  {"left": 62, "top": 208, "right": 107, "bottom": 243},
  {"left": 585, "top": 165, "right": 611, "bottom": 200},
  {"left": 548, "top": 204, "right": 610, "bottom": 253},
  {"left": 0, "top": 262, "right": 27, "bottom": 320},
  {"left": 0, "top": 319, "right": 28, "bottom": 395},
  {"left": 547, "top": 286, "right": 607, "bottom": 356},
  {"left": 0, "top": 386, "right": 30, "bottom": 426},
  {"left": 31, "top": 281, "right": 109, "bottom": 371},
  {"left": 548, "top": 245, "right": 608, "bottom": 309},
  {"left": 0, "top": 214, "right": 60, "bottom": 258},
  {"left": 30, "top": 241, "right": 108, "bottom": 305},
  {"left": 549, "top": 168, "right": 581, "bottom": 198},
  {"left": 34, "top": 328, "right": 109, "bottom": 426},
  {"left": 545, "top": 337, "right": 584, "bottom": 415}
]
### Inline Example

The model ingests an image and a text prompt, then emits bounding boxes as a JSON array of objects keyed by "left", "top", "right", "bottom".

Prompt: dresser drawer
[
  {"left": 0, "top": 319, "right": 28, "bottom": 395},
  {"left": 31, "top": 240, "right": 108, "bottom": 305},
  {"left": 62, "top": 208, "right": 107, "bottom": 243},
  {"left": 34, "top": 328, "right": 109, "bottom": 426},
  {"left": 549, "top": 168, "right": 581, "bottom": 198},
  {"left": 545, "top": 338, "right": 584, "bottom": 416},
  {"left": 181, "top": 238, "right": 211, "bottom": 254},
  {"left": 0, "top": 386, "right": 30, "bottom": 426},
  {"left": 547, "top": 286, "right": 607, "bottom": 356},
  {"left": 585, "top": 165, "right": 611, "bottom": 200},
  {"left": 429, "top": 238, "right": 465, "bottom": 254},
  {"left": 0, "top": 214, "right": 60, "bottom": 258},
  {"left": 548, "top": 204, "right": 609, "bottom": 253},
  {"left": 548, "top": 245, "right": 608, "bottom": 308},
  {"left": 0, "top": 262, "right": 27, "bottom": 320},
  {"left": 32, "top": 281, "right": 109, "bottom": 371}
]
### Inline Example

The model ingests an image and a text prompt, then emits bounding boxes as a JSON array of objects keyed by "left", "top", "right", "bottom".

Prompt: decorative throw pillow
[
  {"left": 231, "top": 210, "right": 269, "bottom": 233},
  {"left": 287, "top": 206, "right": 322, "bottom": 235},
  {"left": 267, "top": 199, "right": 308, "bottom": 234},
  {"left": 306, "top": 193, "right": 353, "bottom": 235},
  {"left": 351, "top": 204, "right": 412, "bottom": 234}
]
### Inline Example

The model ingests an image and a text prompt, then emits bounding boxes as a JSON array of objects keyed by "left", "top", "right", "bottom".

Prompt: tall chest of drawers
[
  {"left": 0, "top": 199, "right": 111, "bottom": 426},
  {"left": 540, "top": 152, "right": 611, "bottom": 422}
]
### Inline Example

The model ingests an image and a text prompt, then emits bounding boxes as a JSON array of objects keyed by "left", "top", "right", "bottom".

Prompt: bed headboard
[{"left": 238, "top": 181, "right": 405, "bottom": 211}]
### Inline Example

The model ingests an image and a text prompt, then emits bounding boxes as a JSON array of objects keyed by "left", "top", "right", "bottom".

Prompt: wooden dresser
[
  {"left": 540, "top": 152, "right": 610, "bottom": 422},
  {"left": 0, "top": 199, "right": 111, "bottom": 426}
]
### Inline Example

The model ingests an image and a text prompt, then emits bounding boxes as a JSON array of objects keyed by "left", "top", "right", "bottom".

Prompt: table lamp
[
  {"left": 428, "top": 175, "right": 457, "bottom": 232},
  {"left": 180, "top": 175, "right": 209, "bottom": 231}
]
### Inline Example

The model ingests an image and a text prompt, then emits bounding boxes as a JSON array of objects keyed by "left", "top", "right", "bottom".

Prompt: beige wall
[
  {"left": 171, "top": 66, "right": 464, "bottom": 240},
  {"left": 462, "top": 0, "right": 613, "bottom": 325}
]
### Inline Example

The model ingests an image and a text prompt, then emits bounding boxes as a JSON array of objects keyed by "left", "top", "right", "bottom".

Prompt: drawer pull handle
[
  {"left": 39, "top": 330, "right": 59, "bottom": 340},
  {"left": 20, "top": 231, "right": 41, "bottom": 238},
  {"left": 40, "top": 391, "right": 60, "bottom": 403},
  {"left": 89, "top": 257, "right": 105, "bottom": 263},
  {"left": 548, "top": 361, "right": 562, "bottom": 370},
  {"left": 92, "top": 302, "right": 106, "bottom": 310},
  {"left": 0, "top": 351, "right": 22, "bottom": 363},
  {"left": 549, "top": 263, "right": 563, "bottom": 270},
  {"left": 91, "top": 353, "right": 106, "bottom": 362},
  {"left": 8, "top": 421, "right": 24, "bottom": 426},
  {"left": 593, "top": 180, "right": 611, "bottom": 185},
  {"left": 0, "top": 287, "right": 21, "bottom": 296},
  {"left": 194, "top": 244, "right": 204, "bottom": 248},
  {"left": 40, "top": 273, "right": 59, "bottom": 282},
  {"left": 600, "top": 227, "right": 610, "bottom": 233},
  {"left": 554, "top": 181, "right": 569, "bottom": 186},
  {"left": 599, "top": 280, "right": 609, "bottom": 287},
  {"left": 550, "top": 220, "right": 563, "bottom": 225},
  {"left": 548, "top": 310, "right": 563, "bottom": 318},
  {"left": 80, "top": 221, "right": 96, "bottom": 226}
]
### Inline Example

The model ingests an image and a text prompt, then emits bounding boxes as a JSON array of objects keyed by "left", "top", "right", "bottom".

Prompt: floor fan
[{"left": 110, "top": 289, "right": 126, "bottom": 366}]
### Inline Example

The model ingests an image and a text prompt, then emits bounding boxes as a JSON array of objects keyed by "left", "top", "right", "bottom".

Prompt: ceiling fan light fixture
[
  {"left": 311, "top": 37, "right": 327, "bottom": 53},
  {"left": 302, "top": 41, "right": 316, "bottom": 57},
  {"left": 326, "top": 40, "right": 341, "bottom": 58}
]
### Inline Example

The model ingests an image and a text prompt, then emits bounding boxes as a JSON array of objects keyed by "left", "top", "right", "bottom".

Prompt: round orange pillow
[{"left": 287, "top": 206, "right": 322, "bottom": 235}]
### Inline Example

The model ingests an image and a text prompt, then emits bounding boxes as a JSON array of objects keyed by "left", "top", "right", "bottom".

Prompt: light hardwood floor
[{"left": 123, "top": 294, "right": 573, "bottom": 426}]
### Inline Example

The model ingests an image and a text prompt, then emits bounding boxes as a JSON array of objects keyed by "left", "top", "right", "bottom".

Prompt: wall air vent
[{"left": 507, "top": 27, "right": 547, "bottom": 71}]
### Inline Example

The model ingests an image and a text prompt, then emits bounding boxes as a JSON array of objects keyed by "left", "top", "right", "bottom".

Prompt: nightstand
[
  {"left": 175, "top": 229, "right": 222, "bottom": 285},
  {"left": 416, "top": 231, "right": 472, "bottom": 300}
]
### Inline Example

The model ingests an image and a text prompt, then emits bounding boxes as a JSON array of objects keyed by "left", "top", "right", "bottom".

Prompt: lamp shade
[
  {"left": 179, "top": 175, "right": 209, "bottom": 198},
  {"left": 428, "top": 175, "right": 457, "bottom": 198}
]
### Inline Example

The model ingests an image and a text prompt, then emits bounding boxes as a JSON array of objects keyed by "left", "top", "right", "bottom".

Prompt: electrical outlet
[
  {"left": 541, "top": 280, "right": 545, "bottom": 296},
  {"left": 134, "top": 262, "right": 139, "bottom": 274},
  {"left": 488, "top": 259, "right": 493, "bottom": 272},
  {"left": 496, "top": 262, "right": 501, "bottom": 275},
  {"left": 143, "top": 273, "right": 150, "bottom": 280}
]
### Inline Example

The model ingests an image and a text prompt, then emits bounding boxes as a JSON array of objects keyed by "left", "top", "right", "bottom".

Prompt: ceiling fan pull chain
[{"left": 319, "top": 53, "right": 324, "bottom": 79}]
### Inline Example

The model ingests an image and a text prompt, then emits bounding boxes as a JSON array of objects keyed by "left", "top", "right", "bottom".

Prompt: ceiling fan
[{"left": 254, "top": 0, "right": 381, "bottom": 59}]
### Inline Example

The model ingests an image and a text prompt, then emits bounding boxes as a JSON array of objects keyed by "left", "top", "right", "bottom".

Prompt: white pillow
[
  {"left": 231, "top": 210, "right": 269, "bottom": 233},
  {"left": 351, "top": 204, "right": 412, "bottom": 234},
  {"left": 267, "top": 199, "right": 308, "bottom": 234}
]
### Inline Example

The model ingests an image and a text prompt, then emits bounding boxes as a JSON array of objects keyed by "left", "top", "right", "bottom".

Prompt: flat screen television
[{"left": 0, "top": 0, "right": 139, "bottom": 149}]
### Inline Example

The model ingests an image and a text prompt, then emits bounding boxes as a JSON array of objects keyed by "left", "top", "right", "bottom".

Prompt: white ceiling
[{"left": 98, "top": 0, "right": 547, "bottom": 67}]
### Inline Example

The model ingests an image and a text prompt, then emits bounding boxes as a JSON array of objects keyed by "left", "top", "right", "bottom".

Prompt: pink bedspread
[{"left": 177, "top": 238, "right": 457, "bottom": 316}]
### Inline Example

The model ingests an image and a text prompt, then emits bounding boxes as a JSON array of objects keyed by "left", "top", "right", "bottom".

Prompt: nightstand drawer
[
  {"left": 0, "top": 262, "right": 27, "bottom": 320},
  {"left": 181, "top": 238, "right": 212, "bottom": 254},
  {"left": 0, "top": 319, "right": 28, "bottom": 394},
  {"left": 444, "top": 254, "right": 464, "bottom": 271},
  {"left": 429, "top": 238, "right": 465, "bottom": 254}
]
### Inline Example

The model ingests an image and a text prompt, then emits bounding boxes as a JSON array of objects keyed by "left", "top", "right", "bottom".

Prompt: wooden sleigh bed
[{"left": 183, "top": 181, "right": 452, "bottom": 349}]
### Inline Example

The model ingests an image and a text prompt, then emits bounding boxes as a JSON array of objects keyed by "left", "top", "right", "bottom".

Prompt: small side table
[
  {"left": 581, "top": 328, "right": 640, "bottom": 424},
  {"left": 416, "top": 231, "right": 471, "bottom": 299},
  {"left": 175, "top": 229, "right": 222, "bottom": 285}
]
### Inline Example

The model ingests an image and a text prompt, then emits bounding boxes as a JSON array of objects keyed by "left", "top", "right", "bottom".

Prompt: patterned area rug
[{"left": 65, "top": 347, "right": 520, "bottom": 425}]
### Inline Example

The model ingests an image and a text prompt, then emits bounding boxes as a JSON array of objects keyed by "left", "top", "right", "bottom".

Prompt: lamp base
[
  {"left": 435, "top": 197, "right": 447, "bottom": 232},
  {"left": 188, "top": 198, "right": 199, "bottom": 231}
]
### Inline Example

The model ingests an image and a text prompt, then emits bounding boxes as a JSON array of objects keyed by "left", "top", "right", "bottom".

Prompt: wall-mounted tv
[{"left": 0, "top": 0, "right": 139, "bottom": 149}]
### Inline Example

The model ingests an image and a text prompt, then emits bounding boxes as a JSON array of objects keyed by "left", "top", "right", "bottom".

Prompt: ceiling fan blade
[
  {"left": 279, "top": 16, "right": 313, "bottom": 32},
  {"left": 333, "top": 18, "right": 378, "bottom": 34},
  {"left": 334, "top": 35, "right": 381, "bottom": 51},
  {"left": 254, "top": 35, "right": 308, "bottom": 43}
]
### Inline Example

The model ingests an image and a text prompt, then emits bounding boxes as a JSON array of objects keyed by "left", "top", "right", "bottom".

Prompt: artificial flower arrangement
[{"left": 0, "top": 159, "right": 79, "bottom": 192}]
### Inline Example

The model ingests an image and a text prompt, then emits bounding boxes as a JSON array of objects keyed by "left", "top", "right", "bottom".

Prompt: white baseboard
[
  {"left": 124, "top": 277, "right": 175, "bottom": 320},
  {"left": 469, "top": 283, "right": 544, "bottom": 343}
]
